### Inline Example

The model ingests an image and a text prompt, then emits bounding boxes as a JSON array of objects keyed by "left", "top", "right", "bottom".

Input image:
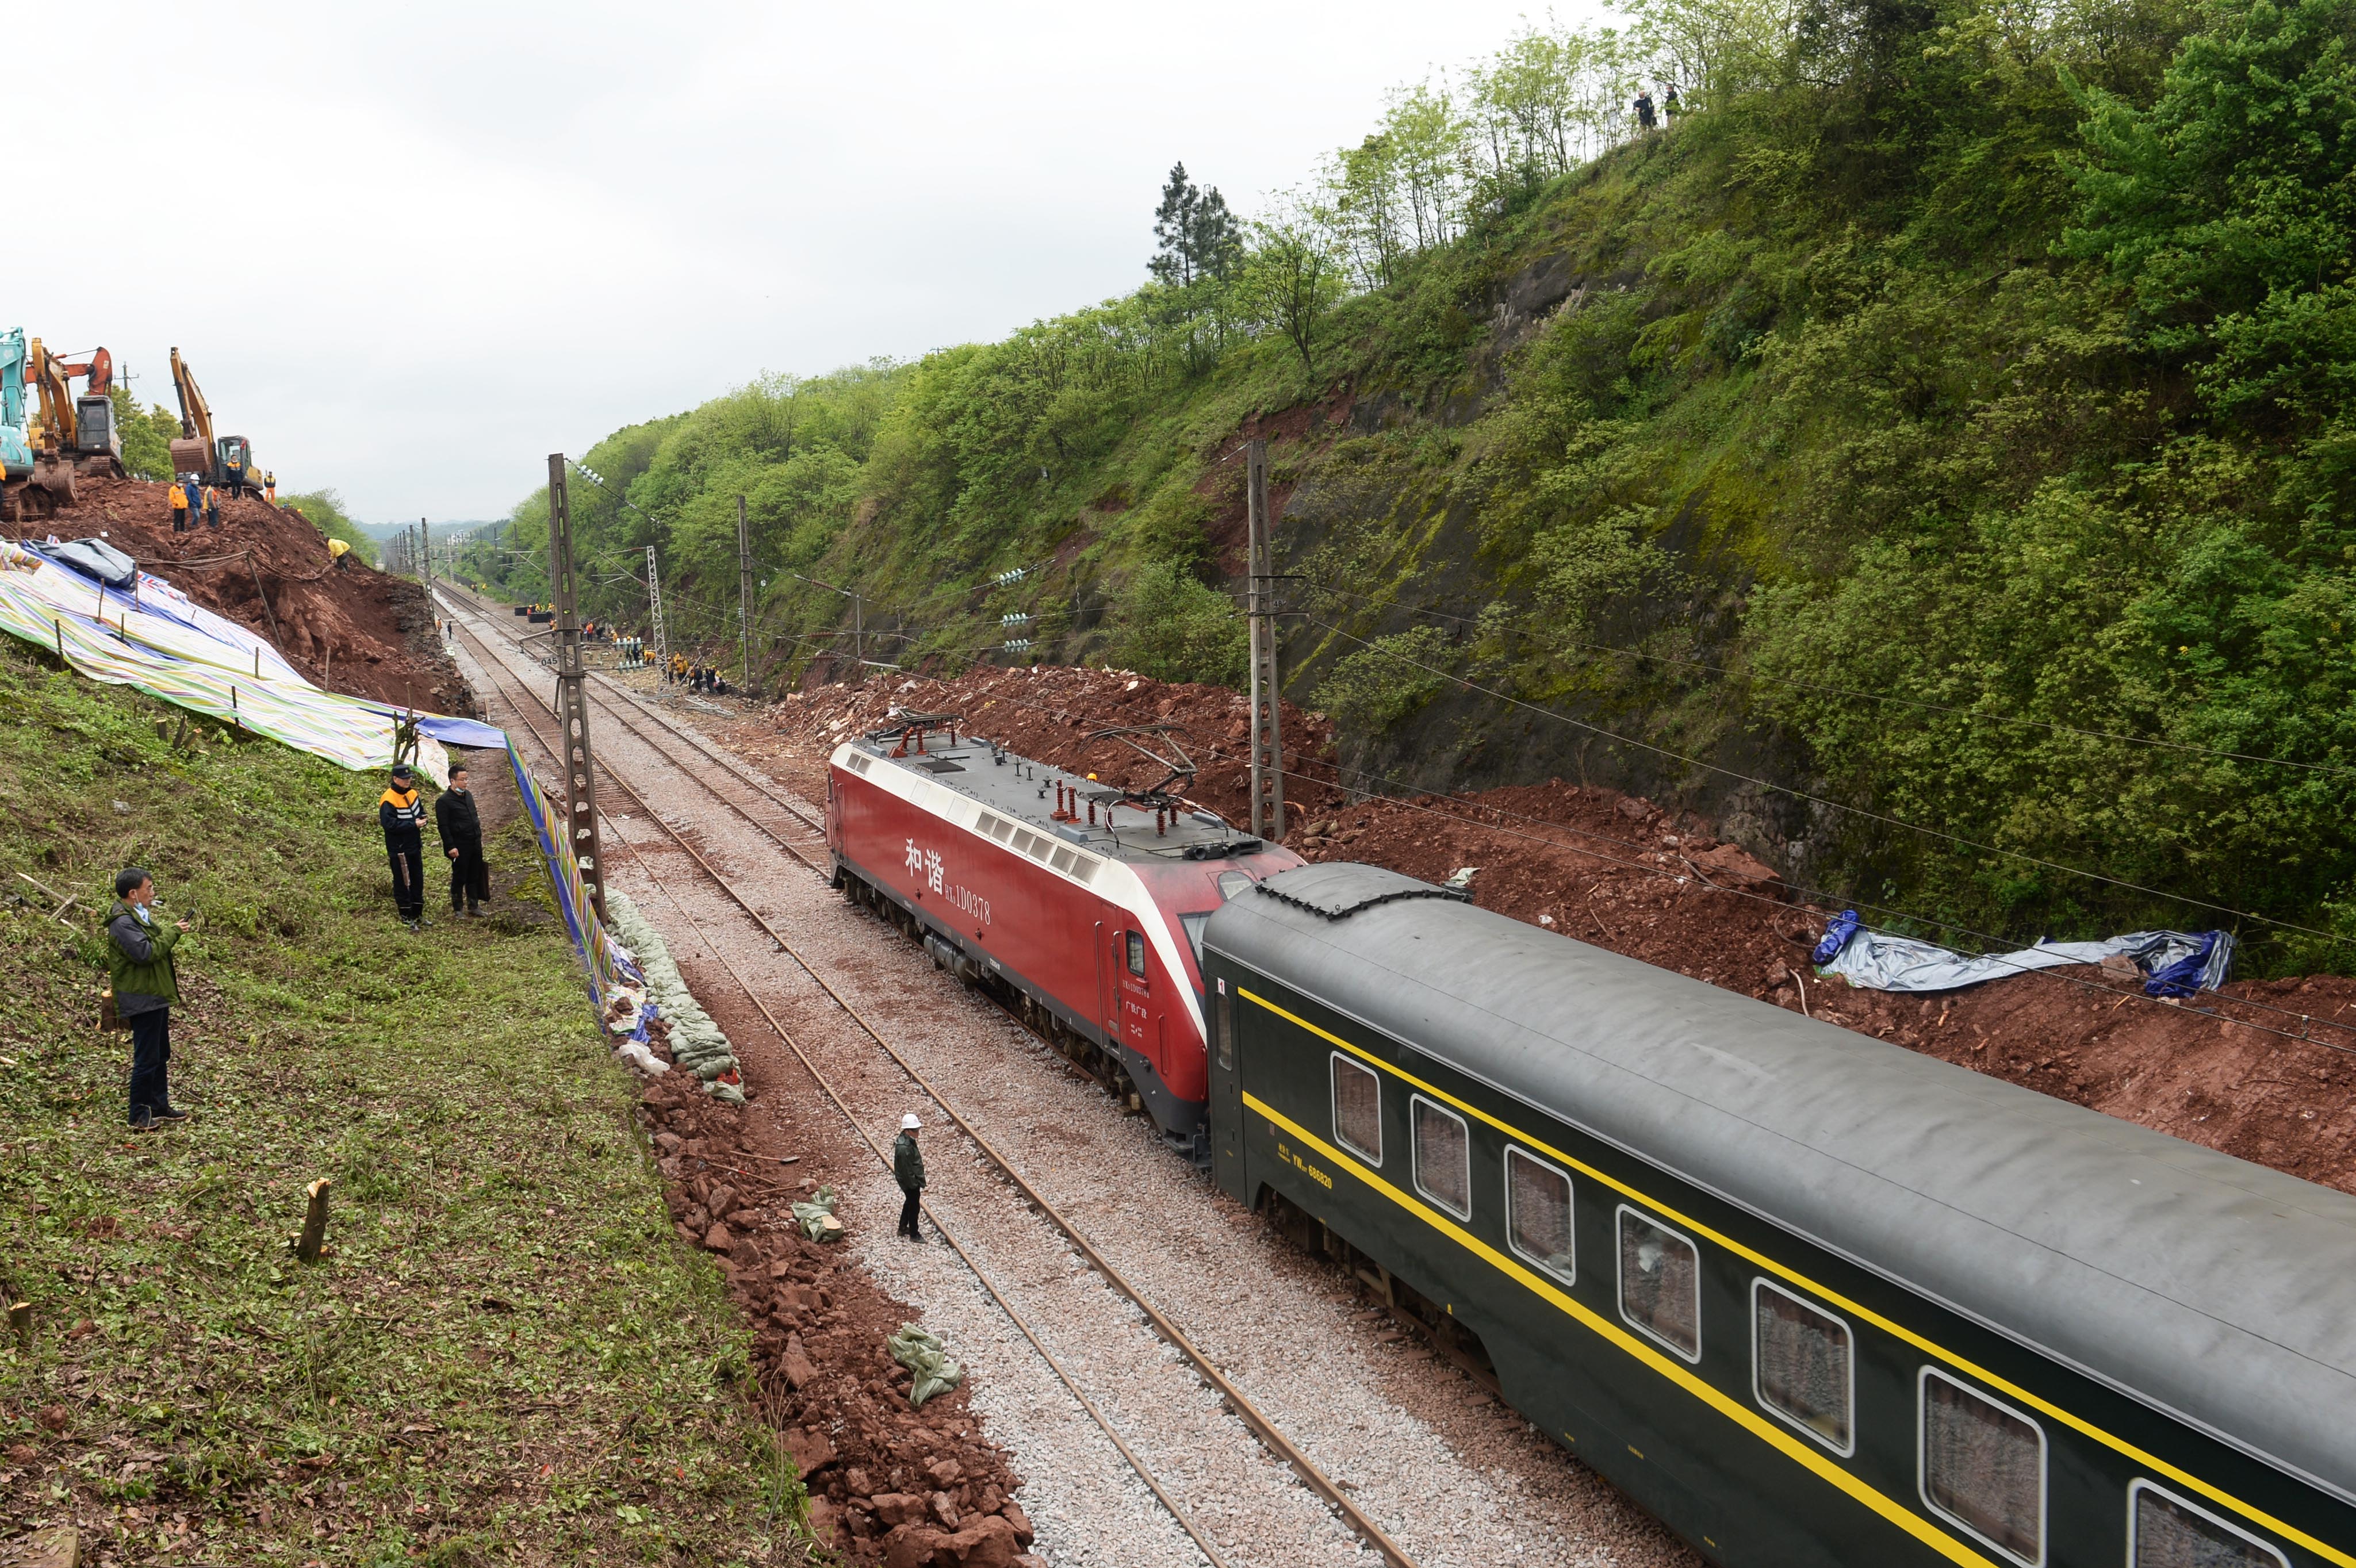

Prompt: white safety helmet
[{"left": 901, "top": 1113, "right": 922, "bottom": 1131}]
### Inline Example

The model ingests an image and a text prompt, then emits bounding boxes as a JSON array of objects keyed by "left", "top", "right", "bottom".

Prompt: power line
[{"left": 1301, "top": 615, "right": 2352, "bottom": 952}]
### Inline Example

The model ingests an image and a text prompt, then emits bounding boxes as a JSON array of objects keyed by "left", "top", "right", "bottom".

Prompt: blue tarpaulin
[{"left": 1813, "top": 912, "right": 2234, "bottom": 998}]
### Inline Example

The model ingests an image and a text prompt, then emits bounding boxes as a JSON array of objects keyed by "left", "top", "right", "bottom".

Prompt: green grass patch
[{"left": 0, "top": 637, "right": 808, "bottom": 1564}]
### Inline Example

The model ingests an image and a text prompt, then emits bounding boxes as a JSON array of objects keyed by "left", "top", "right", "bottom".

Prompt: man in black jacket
[
  {"left": 107, "top": 867, "right": 189, "bottom": 1132},
  {"left": 380, "top": 762, "right": 430, "bottom": 929},
  {"left": 435, "top": 761, "right": 490, "bottom": 918},
  {"left": 893, "top": 1113, "right": 926, "bottom": 1241}
]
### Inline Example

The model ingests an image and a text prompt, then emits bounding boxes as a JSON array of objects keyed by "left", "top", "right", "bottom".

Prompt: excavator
[
  {"left": 27, "top": 339, "right": 125, "bottom": 480},
  {"left": 168, "top": 347, "right": 258, "bottom": 496},
  {"left": 0, "top": 327, "right": 79, "bottom": 521}
]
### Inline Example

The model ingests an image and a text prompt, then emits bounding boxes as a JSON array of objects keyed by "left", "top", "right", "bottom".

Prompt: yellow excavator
[
  {"left": 169, "top": 347, "right": 258, "bottom": 496},
  {"left": 25, "top": 339, "right": 126, "bottom": 490}
]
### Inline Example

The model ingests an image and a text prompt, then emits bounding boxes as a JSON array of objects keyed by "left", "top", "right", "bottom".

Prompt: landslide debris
[
  {"left": 634, "top": 1070, "right": 1040, "bottom": 1566},
  {"left": 18, "top": 474, "right": 470, "bottom": 714},
  {"left": 727, "top": 664, "right": 2356, "bottom": 1198}
]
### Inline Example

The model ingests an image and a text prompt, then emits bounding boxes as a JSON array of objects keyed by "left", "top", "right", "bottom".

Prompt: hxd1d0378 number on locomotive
[{"left": 826, "top": 712, "right": 1299, "bottom": 1156}]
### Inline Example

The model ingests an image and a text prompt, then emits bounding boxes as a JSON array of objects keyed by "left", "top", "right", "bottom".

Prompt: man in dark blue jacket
[
  {"left": 380, "top": 763, "right": 430, "bottom": 928},
  {"left": 107, "top": 867, "right": 189, "bottom": 1132}
]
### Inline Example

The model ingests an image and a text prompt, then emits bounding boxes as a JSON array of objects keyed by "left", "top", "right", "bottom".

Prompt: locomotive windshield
[{"left": 1178, "top": 912, "right": 1212, "bottom": 967}]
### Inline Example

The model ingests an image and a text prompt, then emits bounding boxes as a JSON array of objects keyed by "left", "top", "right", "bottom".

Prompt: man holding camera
[{"left": 106, "top": 867, "right": 189, "bottom": 1132}]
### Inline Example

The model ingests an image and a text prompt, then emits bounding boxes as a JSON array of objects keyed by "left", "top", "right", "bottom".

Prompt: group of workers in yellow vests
[{"left": 164, "top": 471, "right": 278, "bottom": 533}]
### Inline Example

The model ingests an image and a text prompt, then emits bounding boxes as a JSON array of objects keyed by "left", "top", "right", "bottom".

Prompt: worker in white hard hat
[{"left": 892, "top": 1112, "right": 927, "bottom": 1242}]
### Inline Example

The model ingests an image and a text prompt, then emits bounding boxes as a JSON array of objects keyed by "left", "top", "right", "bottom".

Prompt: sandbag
[
  {"left": 887, "top": 1322, "right": 964, "bottom": 1408},
  {"left": 791, "top": 1184, "right": 846, "bottom": 1243}
]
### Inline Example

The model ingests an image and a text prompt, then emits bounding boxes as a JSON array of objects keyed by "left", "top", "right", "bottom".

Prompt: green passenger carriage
[{"left": 1202, "top": 863, "right": 2356, "bottom": 1568}]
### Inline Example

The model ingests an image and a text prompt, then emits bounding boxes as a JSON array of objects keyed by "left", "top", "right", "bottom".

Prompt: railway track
[{"left": 442, "top": 591, "right": 1424, "bottom": 1568}]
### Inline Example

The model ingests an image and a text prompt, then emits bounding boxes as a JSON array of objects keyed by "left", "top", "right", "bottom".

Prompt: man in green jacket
[
  {"left": 893, "top": 1113, "right": 926, "bottom": 1242},
  {"left": 106, "top": 867, "right": 189, "bottom": 1132}
]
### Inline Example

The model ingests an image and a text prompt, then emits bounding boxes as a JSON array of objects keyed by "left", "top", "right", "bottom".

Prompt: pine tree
[
  {"left": 1151, "top": 163, "right": 1244, "bottom": 286},
  {"left": 1151, "top": 163, "right": 1201, "bottom": 285}
]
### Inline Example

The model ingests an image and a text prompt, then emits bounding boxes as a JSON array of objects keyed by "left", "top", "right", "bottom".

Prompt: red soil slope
[
  {"left": 722, "top": 665, "right": 2356, "bottom": 1196},
  {"left": 11, "top": 476, "right": 468, "bottom": 713}
]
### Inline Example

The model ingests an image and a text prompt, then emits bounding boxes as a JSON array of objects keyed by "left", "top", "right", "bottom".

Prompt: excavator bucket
[{"left": 31, "top": 448, "right": 77, "bottom": 507}]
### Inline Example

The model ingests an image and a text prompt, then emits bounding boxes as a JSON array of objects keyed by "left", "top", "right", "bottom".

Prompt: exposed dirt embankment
[
  {"left": 723, "top": 665, "right": 2356, "bottom": 1197},
  {"left": 14, "top": 475, "right": 469, "bottom": 713},
  {"left": 634, "top": 1065, "right": 1038, "bottom": 1567}
]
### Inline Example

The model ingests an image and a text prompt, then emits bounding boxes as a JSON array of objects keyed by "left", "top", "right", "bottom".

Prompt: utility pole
[
  {"left": 419, "top": 517, "right": 429, "bottom": 585},
  {"left": 646, "top": 545, "right": 669, "bottom": 681},
  {"left": 546, "top": 454, "right": 607, "bottom": 921},
  {"left": 737, "top": 493, "right": 752, "bottom": 693},
  {"left": 1245, "top": 437, "right": 1285, "bottom": 843}
]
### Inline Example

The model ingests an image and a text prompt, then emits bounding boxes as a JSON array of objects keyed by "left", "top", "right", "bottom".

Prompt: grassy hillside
[
  {"left": 466, "top": 0, "right": 2356, "bottom": 973},
  {"left": 0, "top": 637, "right": 802, "bottom": 1563}
]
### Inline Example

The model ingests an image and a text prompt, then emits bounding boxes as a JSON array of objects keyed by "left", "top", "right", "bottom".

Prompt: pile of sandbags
[{"left": 604, "top": 891, "right": 745, "bottom": 1103}]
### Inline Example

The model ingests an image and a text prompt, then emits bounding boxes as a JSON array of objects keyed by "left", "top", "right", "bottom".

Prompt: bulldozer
[
  {"left": 28, "top": 339, "right": 126, "bottom": 481},
  {"left": 1, "top": 327, "right": 79, "bottom": 522},
  {"left": 168, "top": 347, "right": 257, "bottom": 496}
]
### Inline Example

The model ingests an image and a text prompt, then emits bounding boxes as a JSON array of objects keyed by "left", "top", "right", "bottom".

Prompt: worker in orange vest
[
  {"left": 168, "top": 479, "right": 189, "bottom": 532},
  {"left": 263, "top": 471, "right": 277, "bottom": 505},
  {"left": 202, "top": 484, "right": 222, "bottom": 528}
]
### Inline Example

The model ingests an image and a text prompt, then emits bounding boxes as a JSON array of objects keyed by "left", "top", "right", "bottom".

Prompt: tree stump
[{"left": 295, "top": 1178, "right": 332, "bottom": 1263}]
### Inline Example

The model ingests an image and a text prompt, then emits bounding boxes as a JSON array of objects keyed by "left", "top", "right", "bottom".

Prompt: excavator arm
[
  {"left": 170, "top": 346, "right": 212, "bottom": 450},
  {"left": 168, "top": 346, "right": 217, "bottom": 481},
  {"left": 26, "top": 339, "right": 75, "bottom": 453}
]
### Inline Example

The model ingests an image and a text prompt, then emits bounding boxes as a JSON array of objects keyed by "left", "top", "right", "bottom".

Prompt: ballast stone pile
[{"left": 605, "top": 890, "right": 745, "bottom": 1102}]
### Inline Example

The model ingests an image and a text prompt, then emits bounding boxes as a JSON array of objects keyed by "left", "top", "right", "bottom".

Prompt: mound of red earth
[
  {"left": 13, "top": 474, "right": 469, "bottom": 713},
  {"left": 635, "top": 1069, "right": 1039, "bottom": 1567},
  {"left": 721, "top": 664, "right": 2356, "bottom": 1197}
]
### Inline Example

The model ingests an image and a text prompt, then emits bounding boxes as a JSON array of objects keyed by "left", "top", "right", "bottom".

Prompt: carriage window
[
  {"left": 1753, "top": 1280, "right": 1853, "bottom": 1454},
  {"left": 1411, "top": 1097, "right": 1471, "bottom": 1218},
  {"left": 1125, "top": 931, "right": 1147, "bottom": 977},
  {"left": 1213, "top": 992, "right": 1234, "bottom": 1072},
  {"left": 1920, "top": 1369, "right": 2044, "bottom": 1566},
  {"left": 2130, "top": 1481, "right": 2287, "bottom": 1568},
  {"left": 1617, "top": 1208, "right": 1700, "bottom": 1361},
  {"left": 1331, "top": 1054, "right": 1381, "bottom": 1164},
  {"left": 1505, "top": 1149, "right": 1574, "bottom": 1283}
]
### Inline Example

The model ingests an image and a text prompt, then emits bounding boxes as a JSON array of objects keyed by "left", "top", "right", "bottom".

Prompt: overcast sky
[{"left": 24, "top": 2, "right": 1599, "bottom": 522}]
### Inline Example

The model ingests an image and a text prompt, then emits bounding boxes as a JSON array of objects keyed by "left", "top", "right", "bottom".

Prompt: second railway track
[{"left": 442, "top": 591, "right": 1438, "bottom": 1568}]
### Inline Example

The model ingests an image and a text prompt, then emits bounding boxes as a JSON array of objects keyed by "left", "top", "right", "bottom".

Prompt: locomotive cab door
[{"left": 1208, "top": 976, "right": 1245, "bottom": 1199}]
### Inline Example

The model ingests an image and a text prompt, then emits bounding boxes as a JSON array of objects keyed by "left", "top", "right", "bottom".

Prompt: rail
[{"left": 445, "top": 589, "right": 1422, "bottom": 1568}]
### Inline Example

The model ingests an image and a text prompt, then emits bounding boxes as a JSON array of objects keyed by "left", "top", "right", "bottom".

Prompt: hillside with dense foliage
[{"left": 464, "top": 0, "right": 2356, "bottom": 973}]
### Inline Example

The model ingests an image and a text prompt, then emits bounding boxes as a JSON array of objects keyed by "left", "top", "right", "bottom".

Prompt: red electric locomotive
[{"left": 826, "top": 712, "right": 1301, "bottom": 1153}]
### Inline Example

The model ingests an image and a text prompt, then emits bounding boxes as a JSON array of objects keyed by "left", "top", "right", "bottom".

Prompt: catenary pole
[
  {"left": 546, "top": 454, "right": 608, "bottom": 921},
  {"left": 1246, "top": 437, "right": 1285, "bottom": 842},
  {"left": 737, "top": 493, "right": 753, "bottom": 693}
]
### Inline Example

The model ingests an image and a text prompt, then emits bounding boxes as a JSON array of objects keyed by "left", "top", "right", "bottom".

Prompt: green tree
[
  {"left": 1149, "top": 162, "right": 1244, "bottom": 286},
  {"left": 1109, "top": 563, "right": 1246, "bottom": 686},
  {"left": 1243, "top": 206, "right": 1344, "bottom": 379},
  {"left": 110, "top": 389, "right": 181, "bottom": 482},
  {"left": 2064, "top": 0, "right": 2356, "bottom": 431}
]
